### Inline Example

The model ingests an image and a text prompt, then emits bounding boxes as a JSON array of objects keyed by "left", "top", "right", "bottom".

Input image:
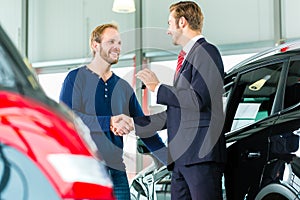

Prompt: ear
[
  {"left": 91, "top": 41, "right": 99, "bottom": 50},
  {"left": 179, "top": 16, "right": 187, "bottom": 28}
]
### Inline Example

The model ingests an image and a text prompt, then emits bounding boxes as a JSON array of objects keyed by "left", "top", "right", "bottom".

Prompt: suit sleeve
[
  {"left": 129, "top": 91, "right": 168, "bottom": 165},
  {"left": 129, "top": 92, "right": 167, "bottom": 142},
  {"left": 133, "top": 111, "right": 167, "bottom": 138}
]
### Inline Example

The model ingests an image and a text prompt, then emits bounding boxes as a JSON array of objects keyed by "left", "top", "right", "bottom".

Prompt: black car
[
  {"left": 130, "top": 41, "right": 300, "bottom": 200},
  {"left": 224, "top": 42, "right": 300, "bottom": 200}
]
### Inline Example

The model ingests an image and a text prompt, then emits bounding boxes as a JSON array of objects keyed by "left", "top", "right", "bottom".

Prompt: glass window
[
  {"left": 0, "top": 145, "right": 60, "bottom": 200},
  {"left": 223, "top": 81, "right": 234, "bottom": 112},
  {"left": 231, "top": 63, "right": 282, "bottom": 131},
  {"left": 284, "top": 60, "right": 300, "bottom": 109},
  {"left": 0, "top": 45, "right": 16, "bottom": 89},
  {"left": 0, "top": 33, "right": 40, "bottom": 93}
]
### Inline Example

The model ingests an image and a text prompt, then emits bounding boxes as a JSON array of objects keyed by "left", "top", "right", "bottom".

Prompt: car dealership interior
[{"left": 1, "top": 0, "right": 300, "bottom": 199}]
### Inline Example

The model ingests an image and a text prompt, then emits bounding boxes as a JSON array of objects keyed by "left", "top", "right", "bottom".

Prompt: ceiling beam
[{"left": 274, "top": 0, "right": 284, "bottom": 45}]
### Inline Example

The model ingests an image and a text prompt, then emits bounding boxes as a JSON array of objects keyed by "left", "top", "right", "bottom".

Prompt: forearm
[
  {"left": 157, "top": 84, "right": 205, "bottom": 111},
  {"left": 74, "top": 110, "right": 111, "bottom": 132},
  {"left": 133, "top": 111, "right": 167, "bottom": 138}
]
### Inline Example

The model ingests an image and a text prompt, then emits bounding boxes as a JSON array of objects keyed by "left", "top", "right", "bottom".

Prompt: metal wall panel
[
  {"left": 1, "top": 0, "right": 300, "bottom": 72},
  {"left": 0, "top": 0, "right": 22, "bottom": 51},
  {"left": 283, "top": 0, "right": 300, "bottom": 40}
]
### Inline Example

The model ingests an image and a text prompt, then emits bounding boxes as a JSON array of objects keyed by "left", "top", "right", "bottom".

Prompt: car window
[
  {"left": 231, "top": 63, "right": 283, "bottom": 131},
  {"left": 0, "top": 144, "right": 60, "bottom": 200},
  {"left": 223, "top": 82, "right": 234, "bottom": 111},
  {"left": 0, "top": 26, "right": 41, "bottom": 93},
  {"left": 284, "top": 60, "right": 300, "bottom": 109},
  {"left": 0, "top": 45, "right": 16, "bottom": 89}
]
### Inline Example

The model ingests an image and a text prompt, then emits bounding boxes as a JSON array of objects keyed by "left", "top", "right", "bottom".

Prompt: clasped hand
[{"left": 110, "top": 114, "right": 134, "bottom": 136}]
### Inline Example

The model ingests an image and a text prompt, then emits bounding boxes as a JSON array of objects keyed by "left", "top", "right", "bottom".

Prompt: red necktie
[{"left": 175, "top": 50, "right": 186, "bottom": 79}]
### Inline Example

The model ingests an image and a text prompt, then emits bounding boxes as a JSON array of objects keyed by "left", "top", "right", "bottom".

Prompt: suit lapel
[{"left": 173, "top": 38, "right": 206, "bottom": 85}]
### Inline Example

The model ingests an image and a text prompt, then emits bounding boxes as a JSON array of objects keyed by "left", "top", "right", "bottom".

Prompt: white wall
[
  {"left": 28, "top": 0, "right": 135, "bottom": 62},
  {"left": 0, "top": 0, "right": 22, "bottom": 50},
  {"left": 283, "top": 0, "right": 300, "bottom": 39},
  {"left": 1, "top": 0, "right": 300, "bottom": 68}
]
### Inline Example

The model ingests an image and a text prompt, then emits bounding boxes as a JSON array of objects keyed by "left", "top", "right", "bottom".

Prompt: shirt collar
[{"left": 182, "top": 35, "right": 204, "bottom": 56}]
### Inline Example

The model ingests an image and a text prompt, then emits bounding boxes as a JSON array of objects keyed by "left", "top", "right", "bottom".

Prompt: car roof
[{"left": 225, "top": 40, "right": 300, "bottom": 78}]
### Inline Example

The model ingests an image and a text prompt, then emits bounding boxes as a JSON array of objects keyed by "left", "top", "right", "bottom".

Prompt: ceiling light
[{"left": 112, "top": 0, "right": 136, "bottom": 13}]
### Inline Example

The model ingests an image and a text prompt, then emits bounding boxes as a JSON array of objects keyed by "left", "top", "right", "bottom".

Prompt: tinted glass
[
  {"left": 284, "top": 60, "right": 300, "bottom": 109},
  {"left": 231, "top": 63, "right": 282, "bottom": 130},
  {"left": 223, "top": 82, "right": 234, "bottom": 111},
  {"left": 0, "top": 26, "right": 40, "bottom": 93},
  {"left": 0, "top": 45, "right": 17, "bottom": 89},
  {"left": 0, "top": 145, "right": 60, "bottom": 200},
  {"left": 0, "top": 26, "right": 74, "bottom": 123}
]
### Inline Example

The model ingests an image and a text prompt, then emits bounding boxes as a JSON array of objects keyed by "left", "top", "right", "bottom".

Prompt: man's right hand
[{"left": 110, "top": 114, "right": 134, "bottom": 136}]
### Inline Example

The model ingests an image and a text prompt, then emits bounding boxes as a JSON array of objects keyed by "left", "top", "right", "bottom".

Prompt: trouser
[
  {"left": 171, "top": 162, "right": 224, "bottom": 200},
  {"left": 107, "top": 167, "right": 130, "bottom": 200}
]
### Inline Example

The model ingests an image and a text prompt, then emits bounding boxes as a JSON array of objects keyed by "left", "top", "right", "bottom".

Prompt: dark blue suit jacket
[{"left": 134, "top": 38, "right": 226, "bottom": 168}]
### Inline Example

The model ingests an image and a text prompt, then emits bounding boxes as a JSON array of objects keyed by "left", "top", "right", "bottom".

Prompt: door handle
[{"left": 246, "top": 151, "right": 261, "bottom": 159}]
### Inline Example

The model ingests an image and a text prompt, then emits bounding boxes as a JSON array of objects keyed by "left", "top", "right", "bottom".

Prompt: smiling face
[
  {"left": 97, "top": 28, "right": 121, "bottom": 65},
  {"left": 93, "top": 27, "right": 121, "bottom": 65}
]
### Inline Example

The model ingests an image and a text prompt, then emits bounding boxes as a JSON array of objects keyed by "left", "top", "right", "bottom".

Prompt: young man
[
  {"left": 59, "top": 23, "right": 166, "bottom": 200},
  {"left": 133, "top": 1, "right": 226, "bottom": 199}
]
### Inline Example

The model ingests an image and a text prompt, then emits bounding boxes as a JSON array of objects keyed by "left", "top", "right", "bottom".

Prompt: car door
[
  {"left": 224, "top": 59, "right": 288, "bottom": 200},
  {"left": 272, "top": 57, "right": 300, "bottom": 131},
  {"left": 268, "top": 57, "right": 300, "bottom": 188}
]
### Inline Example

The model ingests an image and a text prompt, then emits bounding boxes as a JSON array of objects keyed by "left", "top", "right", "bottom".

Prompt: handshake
[{"left": 110, "top": 114, "right": 134, "bottom": 136}]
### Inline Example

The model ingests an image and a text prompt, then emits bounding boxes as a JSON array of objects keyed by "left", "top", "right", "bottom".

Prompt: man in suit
[{"left": 132, "top": 1, "right": 226, "bottom": 199}]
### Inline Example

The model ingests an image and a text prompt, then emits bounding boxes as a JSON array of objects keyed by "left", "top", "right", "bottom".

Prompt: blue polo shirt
[{"left": 60, "top": 66, "right": 165, "bottom": 169}]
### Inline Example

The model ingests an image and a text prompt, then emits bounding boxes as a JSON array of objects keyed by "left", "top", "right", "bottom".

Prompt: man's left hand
[{"left": 136, "top": 68, "right": 160, "bottom": 92}]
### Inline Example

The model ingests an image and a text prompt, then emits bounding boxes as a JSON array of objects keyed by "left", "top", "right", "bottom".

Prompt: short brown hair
[
  {"left": 169, "top": 1, "right": 204, "bottom": 32},
  {"left": 89, "top": 23, "right": 119, "bottom": 57}
]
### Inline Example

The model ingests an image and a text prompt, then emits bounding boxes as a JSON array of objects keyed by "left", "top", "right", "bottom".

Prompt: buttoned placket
[{"left": 104, "top": 82, "right": 108, "bottom": 98}]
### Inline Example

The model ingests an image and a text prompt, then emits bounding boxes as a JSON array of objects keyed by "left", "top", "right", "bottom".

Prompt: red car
[{"left": 0, "top": 25, "right": 115, "bottom": 199}]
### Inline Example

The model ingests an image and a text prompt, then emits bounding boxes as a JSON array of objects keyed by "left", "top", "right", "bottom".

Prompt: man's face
[
  {"left": 98, "top": 28, "right": 121, "bottom": 65},
  {"left": 167, "top": 11, "right": 182, "bottom": 46}
]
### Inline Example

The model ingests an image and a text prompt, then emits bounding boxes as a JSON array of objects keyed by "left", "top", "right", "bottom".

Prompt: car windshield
[
  {"left": 0, "top": 25, "right": 74, "bottom": 122},
  {"left": 227, "top": 40, "right": 300, "bottom": 74},
  {"left": 0, "top": 26, "right": 40, "bottom": 93}
]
